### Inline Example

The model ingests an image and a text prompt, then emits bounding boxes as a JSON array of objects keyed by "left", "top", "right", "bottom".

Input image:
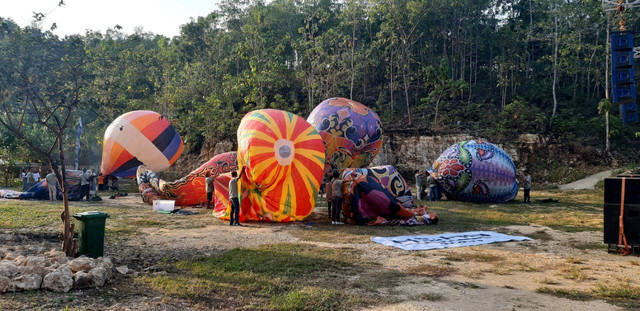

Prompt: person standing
[
  {"left": 415, "top": 170, "right": 425, "bottom": 201},
  {"left": 426, "top": 173, "right": 439, "bottom": 202},
  {"left": 228, "top": 171, "right": 241, "bottom": 226},
  {"left": 205, "top": 175, "right": 214, "bottom": 209},
  {"left": 523, "top": 170, "right": 532, "bottom": 204},
  {"left": 331, "top": 172, "right": 344, "bottom": 225},
  {"left": 21, "top": 169, "right": 28, "bottom": 191},
  {"left": 33, "top": 170, "right": 40, "bottom": 183},
  {"left": 45, "top": 169, "right": 57, "bottom": 201},
  {"left": 325, "top": 178, "right": 333, "bottom": 220},
  {"left": 80, "top": 169, "right": 90, "bottom": 201},
  {"left": 110, "top": 176, "right": 120, "bottom": 193},
  {"left": 26, "top": 169, "right": 35, "bottom": 190}
]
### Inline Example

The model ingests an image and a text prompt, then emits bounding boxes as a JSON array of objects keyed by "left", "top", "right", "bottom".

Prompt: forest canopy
[{"left": 1, "top": 0, "right": 639, "bottom": 158}]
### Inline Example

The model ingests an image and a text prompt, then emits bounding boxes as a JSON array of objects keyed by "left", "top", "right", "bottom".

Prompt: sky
[{"left": 1, "top": 0, "right": 219, "bottom": 37}]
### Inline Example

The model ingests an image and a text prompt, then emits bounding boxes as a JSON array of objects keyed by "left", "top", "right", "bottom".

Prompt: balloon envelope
[
  {"left": 430, "top": 140, "right": 518, "bottom": 203},
  {"left": 100, "top": 110, "right": 183, "bottom": 177},
  {"left": 307, "top": 97, "right": 383, "bottom": 179},
  {"left": 237, "top": 109, "right": 325, "bottom": 222},
  {"left": 158, "top": 152, "right": 238, "bottom": 206},
  {"left": 345, "top": 175, "right": 401, "bottom": 225},
  {"left": 341, "top": 165, "right": 412, "bottom": 205}
]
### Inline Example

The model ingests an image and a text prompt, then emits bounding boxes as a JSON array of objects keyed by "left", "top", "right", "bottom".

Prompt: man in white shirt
[
  {"left": 228, "top": 171, "right": 241, "bottom": 226},
  {"left": 45, "top": 170, "right": 57, "bottom": 201}
]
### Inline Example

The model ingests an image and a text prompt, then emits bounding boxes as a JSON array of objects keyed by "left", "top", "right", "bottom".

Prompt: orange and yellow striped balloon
[{"left": 237, "top": 109, "right": 325, "bottom": 222}]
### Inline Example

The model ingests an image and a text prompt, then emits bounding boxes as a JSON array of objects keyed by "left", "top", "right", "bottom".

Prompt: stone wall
[{"left": 372, "top": 133, "right": 526, "bottom": 174}]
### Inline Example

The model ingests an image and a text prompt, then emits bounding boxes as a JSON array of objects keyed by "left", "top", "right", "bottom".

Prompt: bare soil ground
[{"left": 1, "top": 184, "right": 639, "bottom": 311}]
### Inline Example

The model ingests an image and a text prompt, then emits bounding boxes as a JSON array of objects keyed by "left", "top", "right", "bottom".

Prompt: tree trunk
[
  {"left": 56, "top": 134, "right": 76, "bottom": 257},
  {"left": 390, "top": 49, "right": 394, "bottom": 110},
  {"left": 605, "top": 13, "right": 611, "bottom": 154},
  {"left": 350, "top": 12, "right": 356, "bottom": 100},
  {"left": 551, "top": 10, "right": 559, "bottom": 122},
  {"left": 402, "top": 54, "right": 412, "bottom": 124},
  {"left": 434, "top": 95, "right": 442, "bottom": 125}
]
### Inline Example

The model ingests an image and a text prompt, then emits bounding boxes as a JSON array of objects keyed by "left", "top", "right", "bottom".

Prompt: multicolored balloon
[
  {"left": 430, "top": 140, "right": 518, "bottom": 203},
  {"left": 341, "top": 165, "right": 413, "bottom": 206},
  {"left": 237, "top": 109, "right": 325, "bottom": 222},
  {"left": 135, "top": 152, "right": 238, "bottom": 206},
  {"left": 158, "top": 152, "right": 238, "bottom": 206},
  {"left": 212, "top": 173, "right": 251, "bottom": 221},
  {"left": 101, "top": 111, "right": 183, "bottom": 177},
  {"left": 307, "top": 97, "right": 383, "bottom": 179}
]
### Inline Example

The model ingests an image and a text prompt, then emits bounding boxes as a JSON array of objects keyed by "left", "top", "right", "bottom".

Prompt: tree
[
  {"left": 0, "top": 25, "right": 88, "bottom": 256},
  {"left": 598, "top": 98, "right": 611, "bottom": 154}
]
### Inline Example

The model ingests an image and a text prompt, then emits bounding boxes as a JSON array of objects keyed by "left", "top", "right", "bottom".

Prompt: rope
[
  {"left": 618, "top": 0, "right": 627, "bottom": 30},
  {"left": 618, "top": 177, "right": 631, "bottom": 255}
]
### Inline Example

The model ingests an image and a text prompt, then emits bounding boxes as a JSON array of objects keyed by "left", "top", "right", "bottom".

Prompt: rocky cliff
[{"left": 165, "top": 132, "right": 631, "bottom": 186}]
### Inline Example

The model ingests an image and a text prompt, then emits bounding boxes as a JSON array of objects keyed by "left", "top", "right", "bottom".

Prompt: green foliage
[
  {"left": 495, "top": 98, "right": 547, "bottom": 137},
  {"left": 1, "top": 0, "right": 639, "bottom": 157}
]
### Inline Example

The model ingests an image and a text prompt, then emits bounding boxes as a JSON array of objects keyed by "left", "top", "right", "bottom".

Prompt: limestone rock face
[
  {"left": 89, "top": 267, "right": 107, "bottom": 287},
  {"left": 67, "top": 257, "right": 95, "bottom": 273},
  {"left": 13, "top": 273, "right": 43, "bottom": 291},
  {"left": 44, "top": 249, "right": 68, "bottom": 265},
  {"left": 26, "top": 256, "right": 46, "bottom": 267},
  {"left": 0, "top": 261, "right": 18, "bottom": 278},
  {"left": 73, "top": 271, "right": 93, "bottom": 289},
  {"left": 12, "top": 255, "right": 27, "bottom": 266},
  {"left": 0, "top": 275, "right": 11, "bottom": 293},
  {"left": 42, "top": 265, "right": 73, "bottom": 293}
]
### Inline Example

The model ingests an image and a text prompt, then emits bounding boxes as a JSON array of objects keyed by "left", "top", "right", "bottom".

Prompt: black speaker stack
[{"left": 604, "top": 173, "right": 640, "bottom": 253}]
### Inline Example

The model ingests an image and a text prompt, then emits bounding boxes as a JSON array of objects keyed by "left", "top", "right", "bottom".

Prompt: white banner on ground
[{"left": 371, "top": 231, "right": 532, "bottom": 251}]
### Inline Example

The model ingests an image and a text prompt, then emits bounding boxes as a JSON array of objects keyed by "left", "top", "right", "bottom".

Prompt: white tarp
[{"left": 371, "top": 231, "right": 532, "bottom": 251}]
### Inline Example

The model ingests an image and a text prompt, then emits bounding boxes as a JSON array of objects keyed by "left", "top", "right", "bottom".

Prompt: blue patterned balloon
[{"left": 429, "top": 140, "right": 518, "bottom": 203}]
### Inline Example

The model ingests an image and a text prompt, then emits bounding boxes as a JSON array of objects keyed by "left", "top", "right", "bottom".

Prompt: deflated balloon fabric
[
  {"left": 237, "top": 109, "right": 325, "bottom": 222},
  {"left": 341, "top": 165, "right": 413, "bottom": 206}
]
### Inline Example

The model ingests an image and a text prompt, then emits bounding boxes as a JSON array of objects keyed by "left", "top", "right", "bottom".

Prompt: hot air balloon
[
  {"left": 430, "top": 140, "right": 518, "bottom": 203},
  {"left": 307, "top": 97, "right": 383, "bottom": 179},
  {"left": 341, "top": 165, "right": 413, "bottom": 206},
  {"left": 342, "top": 175, "right": 437, "bottom": 226},
  {"left": 100, "top": 111, "right": 183, "bottom": 178},
  {"left": 237, "top": 109, "right": 325, "bottom": 222},
  {"left": 212, "top": 172, "right": 251, "bottom": 221},
  {"left": 135, "top": 152, "right": 238, "bottom": 206},
  {"left": 157, "top": 152, "right": 238, "bottom": 206}
]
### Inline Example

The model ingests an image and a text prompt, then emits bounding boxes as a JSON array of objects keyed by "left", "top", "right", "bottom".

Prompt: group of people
[
  {"left": 414, "top": 170, "right": 440, "bottom": 202},
  {"left": 21, "top": 168, "right": 40, "bottom": 191},
  {"left": 322, "top": 172, "right": 358, "bottom": 225}
]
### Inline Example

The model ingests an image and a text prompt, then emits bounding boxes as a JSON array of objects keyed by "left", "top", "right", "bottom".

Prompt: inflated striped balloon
[
  {"left": 212, "top": 173, "right": 251, "bottom": 221},
  {"left": 100, "top": 111, "right": 183, "bottom": 177},
  {"left": 237, "top": 109, "right": 325, "bottom": 222}
]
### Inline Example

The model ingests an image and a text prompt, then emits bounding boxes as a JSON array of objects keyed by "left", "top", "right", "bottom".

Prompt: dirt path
[{"left": 558, "top": 170, "right": 612, "bottom": 190}]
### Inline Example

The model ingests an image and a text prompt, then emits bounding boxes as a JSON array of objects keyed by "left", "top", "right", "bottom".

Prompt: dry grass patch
[
  {"left": 539, "top": 277, "right": 561, "bottom": 285},
  {"left": 442, "top": 251, "right": 505, "bottom": 263},
  {"left": 407, "top": 264, "right": 457, "bottom": 277},
  {"left": 525, "top": 230, "right": 554, "bottom": 241},
  {"left": 559, "top": 266, "right": 590, "bottom": 281},
  {"left": 412, "top": 292, "right": 444, "bottom": 301},
  {"left": 536, "top": 287, "right": 593, "bottom": 300}
]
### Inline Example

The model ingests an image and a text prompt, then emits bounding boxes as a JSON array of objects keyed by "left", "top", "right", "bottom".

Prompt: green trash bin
[{"left": 73, "top": 211, "right": 110, "bottom": 258}]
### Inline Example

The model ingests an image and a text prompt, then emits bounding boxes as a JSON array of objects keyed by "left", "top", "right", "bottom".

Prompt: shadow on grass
[
  {"left": 138, "top": 243, "right": 402, "bottom": 310},
  {"left": 293, "top": 189, "right": 605, "bottom": 243}
]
